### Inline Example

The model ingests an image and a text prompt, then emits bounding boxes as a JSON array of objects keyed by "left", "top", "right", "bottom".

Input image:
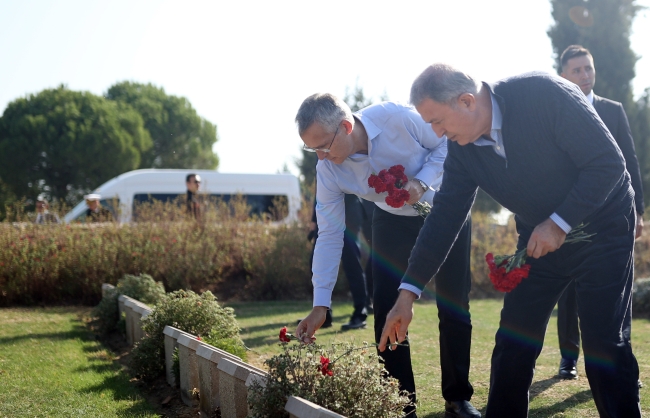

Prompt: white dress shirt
[{"left": 312, "top": 102, "right": 447, "bottom": 308}]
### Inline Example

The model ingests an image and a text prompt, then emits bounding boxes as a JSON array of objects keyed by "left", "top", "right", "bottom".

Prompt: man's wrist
[{"left": 413, "top": 178, "right": 428, "bottom": 193}]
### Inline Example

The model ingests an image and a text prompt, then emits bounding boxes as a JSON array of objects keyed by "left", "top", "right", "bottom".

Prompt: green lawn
[
  {"left": 0, "top": 307, "right": 157, "bottom": 418},
  {"left": 229, "top": 298, "right": 650, "bottom": 418},
  {"left": 1, "top": 302, "right": 647, "bottom": 417}
]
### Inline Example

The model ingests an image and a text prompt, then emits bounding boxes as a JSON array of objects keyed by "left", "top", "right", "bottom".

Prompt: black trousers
[
  {"left": 557, "top": 280, "right": 581, "bottom": 361},
  {"left": 486, "top": 205, "right": 641, "bottom": 417},
  {"left": 372, "top": 208, "right": 474, "bottom": 411}
]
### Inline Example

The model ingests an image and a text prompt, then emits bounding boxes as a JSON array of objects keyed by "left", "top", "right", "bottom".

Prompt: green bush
[
  {"left": 130, "top": 289, "right": 247, "bottom": 380},
  {"left": 0, "top": 196, "right": 314, "bottom": 306},
  {"left": 92, "top": 273, "right": 165, "bottom": 334},
  {"left": 248, "top": 338, "right": 412, "bottom": 418},
  {"left": 633, "top": 278, "right": 650, "bottom": 316}
]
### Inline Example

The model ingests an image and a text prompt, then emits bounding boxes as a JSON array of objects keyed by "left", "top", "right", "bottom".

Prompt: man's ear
[
  {"left": 458, "top": 93, "right": 476, "bottom": 111},
  {"left": 342, "top": 119, "right": 354, "bottom": 135}
]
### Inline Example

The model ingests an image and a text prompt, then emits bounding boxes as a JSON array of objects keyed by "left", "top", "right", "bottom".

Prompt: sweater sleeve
[
  {"left": 548, "top": 84, "right": 627, "bottom": 228},
  {"left": 401, "top": 148, "right": 478, "bottom": 291}
]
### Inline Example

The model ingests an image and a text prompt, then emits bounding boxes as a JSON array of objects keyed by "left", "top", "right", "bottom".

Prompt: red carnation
[
  {"left": 279, "top": 326, "right": 291, "bottom": 343},
  {"left": 319, "top": 355, "right": 333, "bottom": 376},
  {"left": 388, "top": 164, "right": 408, "bottom": 185},
  {"left": 368, "top": 174, "right": 387, "bottom": 193},
  {"left": 385, "top": 189, "right": 410, "bottom": 208}
]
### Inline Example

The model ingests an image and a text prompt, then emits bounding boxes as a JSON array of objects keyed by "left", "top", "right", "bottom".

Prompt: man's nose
[
  {"left": 431, "top": 124, "right": 445, "bottom": 138},
  {"left": 316, "top": 151, "right": 327, "bottom": 160}
]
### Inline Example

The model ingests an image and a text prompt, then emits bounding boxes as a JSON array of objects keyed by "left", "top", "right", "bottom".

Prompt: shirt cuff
[
  {"left": 549, "top": 213, "right": 572, "bottom": 234},
  {"left": 313, "top": 288, "right": 332, "bottom": 308},
  {"left": 398, "top": 283, "right": 422, "bottom": 299}
]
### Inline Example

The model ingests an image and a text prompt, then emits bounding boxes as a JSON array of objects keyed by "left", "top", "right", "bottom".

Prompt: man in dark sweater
[
  {"left": 555, "top": 44, "right": 645, "bottom": 380},
  {"left": 379, "top": 63, "right": 641, "bottom": 417}
]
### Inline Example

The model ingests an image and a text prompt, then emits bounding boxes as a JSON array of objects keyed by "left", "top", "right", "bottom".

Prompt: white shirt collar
[
  {"left": 490, "top": 92, "right": 503, "bottom": 132},
  {"left": 586, "top": 91, "right": 594, "bottom": 104}
]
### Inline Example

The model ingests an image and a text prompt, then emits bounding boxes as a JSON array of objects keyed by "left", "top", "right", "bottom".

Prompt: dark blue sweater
[{"left": 403, "top": 72, "right": 633, "bottom": 290}]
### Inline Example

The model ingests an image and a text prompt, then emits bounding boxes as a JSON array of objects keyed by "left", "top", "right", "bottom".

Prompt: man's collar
[
  {"left": 352, "top": 113, "right": 380, "bottom": 155},
  {"left": 586, "top": 91, "right": 594, "bottom": 104},
  {"left": 484, "top": 82, "right": 505, "bottom": 128},
  {"left": 489, "top": 91, "right": 503, "bottom": 131}
]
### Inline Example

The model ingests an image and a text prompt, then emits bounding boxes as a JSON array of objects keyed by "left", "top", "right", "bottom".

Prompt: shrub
[
  {"left": 92, "top": 273, "right": 165, "bottom": 334},
  {"left": 248, "top": 335, "right": 412, "bottom": 418},
  {"left": 0, "top": 196, "right": 314, "bottom": 306},
  {"left": 130, "top": 289, "right": 246, "bottom": 380},
  {"left": 633, "top": 278, "right": 650, "bottom": 316}
]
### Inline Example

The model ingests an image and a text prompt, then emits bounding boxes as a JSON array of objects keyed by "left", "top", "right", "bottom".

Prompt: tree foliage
[
  {"left": 105, "top": 82, "right": 219, "bottom": 170},
  {"left": 548, "top": 0, "right": 642, "bottom": 105},
  {"left": 548, "top": 0, "right": 650, "bottom": 207},
  {"left": 0, "top": 86, "right": 151, "bottom": 204}
]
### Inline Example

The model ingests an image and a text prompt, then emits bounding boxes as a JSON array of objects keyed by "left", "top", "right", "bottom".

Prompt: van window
[{"left": 132, "top": 193, "right": 288, "bottom": 221}]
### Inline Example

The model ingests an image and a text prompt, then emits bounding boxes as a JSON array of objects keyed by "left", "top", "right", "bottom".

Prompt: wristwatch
[{"left": 414, "top": 178, "right": 428, "bottom": 193}]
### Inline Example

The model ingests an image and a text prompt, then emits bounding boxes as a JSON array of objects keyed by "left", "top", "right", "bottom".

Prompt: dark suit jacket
[
  {"left": 593, "top": 94, "right": 644, "bottom": 215},
  {"left": 403, "top": 72, "right": 634, "bottom": 290}
]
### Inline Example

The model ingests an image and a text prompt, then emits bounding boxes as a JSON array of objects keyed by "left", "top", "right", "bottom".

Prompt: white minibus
[{"left": 63, "top": 169, "right": 301, "bottom": 224}]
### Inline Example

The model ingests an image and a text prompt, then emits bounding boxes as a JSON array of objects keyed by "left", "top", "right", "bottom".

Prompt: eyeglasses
[{"left": 303, "top": 123, "right": 340, "bottom": 153}]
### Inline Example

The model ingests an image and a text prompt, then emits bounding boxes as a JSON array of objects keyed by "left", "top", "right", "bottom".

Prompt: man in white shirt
[{"left": 295, "top": 93, "right": 479, "bottom": 418}]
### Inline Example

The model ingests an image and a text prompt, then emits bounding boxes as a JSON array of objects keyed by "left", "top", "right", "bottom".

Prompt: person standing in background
[{"left": 556, "top": 44, "right": 645, "bottom": 380}]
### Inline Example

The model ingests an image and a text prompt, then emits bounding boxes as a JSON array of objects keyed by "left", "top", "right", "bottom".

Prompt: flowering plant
[
  {"left": 368, "top": 164, "right": 431, "bottom": 218},
  {"left": 247, "top": 328, "right": 413, "bottom": 417},
  {"left": 486, "top": 223, "right": 595, "bottom": 292}
]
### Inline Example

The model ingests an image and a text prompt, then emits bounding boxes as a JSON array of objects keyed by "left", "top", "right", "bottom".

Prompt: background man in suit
[
  {"left": 34, "top": 196, "right": 60, "bottom": 224},
  {"left": 556, "top": 44, "right": 645, "bottom": 380},
  {"left": 186, "top": 173, "right": 202, "bottom": 220},
  {"left": 380, "top": 63, "right": 641, "bottom": 417}
]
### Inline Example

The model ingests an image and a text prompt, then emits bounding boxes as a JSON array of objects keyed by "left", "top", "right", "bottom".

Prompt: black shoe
[
  {"left": 444, "top": 400, "right": 481, "bottom": 418},
  {"left": 341, "top": 316, "right": 366, "bottom": 330},
  {"left": 558, "top": 358, "right": 578, "bottom": 380},
  {"left": 366, "top": 304, "right": 374, "bottom": 315}
]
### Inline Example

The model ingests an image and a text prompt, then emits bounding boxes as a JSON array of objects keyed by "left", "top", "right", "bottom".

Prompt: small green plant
[
  {"left": 92, "top": 273, "right": 165, "bottom": 334},
  {"left": 247, "top": 329, "right": 412, "bottom": 418},
  {"left": 130, "top": 289, "right": 247, "bottom": 380}
]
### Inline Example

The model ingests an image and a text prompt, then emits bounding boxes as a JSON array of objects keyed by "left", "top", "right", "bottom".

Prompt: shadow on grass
[
  {"left": 0, "top": 322, "right": 89, "bottom": 345},
  {"left": 529, "top": 377, "right": 562, "bottom": 401},
  {"left": 226, "top": 300, "right": 313, "bottom": 319},
  {"left": 528, "top": 389, "right": 593, "bottom": 417}
]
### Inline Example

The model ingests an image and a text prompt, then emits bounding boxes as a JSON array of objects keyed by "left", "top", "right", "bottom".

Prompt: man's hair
[
  {"left": 186, "top": 173, "right": 197, "bottom": 183},
  {"left": 560, "top": 45, "right": 593, "bottom": 70},
  {"left": 295, "top": 93, "right": 353, "bottom": 136},
  {"left": 410, "top": 63, "right": 480, "bottom": 107}
]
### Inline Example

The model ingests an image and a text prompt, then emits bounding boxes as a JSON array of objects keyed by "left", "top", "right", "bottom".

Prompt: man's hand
[
  {"left": 378, "top": 290, "right": 417, "bottom": 352},
  {"left": 527, "top": 218, "right": 567, "bottom": 259},
  {"left": 295, "top": 306, "right": 328, "bottom": 344},
  {"left": 636, "top": 215, "right": 643, "bottom": 239},
  {"left": 404, "top": 180, "right": 425, "bottom": 205}
]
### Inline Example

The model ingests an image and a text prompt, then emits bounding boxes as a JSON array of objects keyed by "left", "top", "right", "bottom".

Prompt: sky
[{"left": 1, "top": 0, "right": 650, "bottom": 178}]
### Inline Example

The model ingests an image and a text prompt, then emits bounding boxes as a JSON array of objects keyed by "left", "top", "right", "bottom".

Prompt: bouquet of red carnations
[
  {"left": 486, "top": 224, "right": 595, "bottom": 292},
  {"left": 368, "top": 164, "right": 431, "bottom": 217}
]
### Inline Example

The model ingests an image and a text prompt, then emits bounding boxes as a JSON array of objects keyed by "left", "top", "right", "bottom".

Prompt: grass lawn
[
  {"left": 0, "top": 307, "right": 157, "bottom": 418},
  {"left": 229, "top": 298, "right": 650, "bottom": 418}
]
